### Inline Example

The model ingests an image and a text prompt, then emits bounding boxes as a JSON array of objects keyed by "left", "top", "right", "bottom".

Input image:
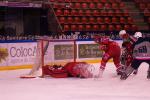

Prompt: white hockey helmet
[
  {"left": 134, "top": 32, "right": 142, "bottom": 38},
  {"left": 119, "top": 30, "right": 126, "bottom": 37}
]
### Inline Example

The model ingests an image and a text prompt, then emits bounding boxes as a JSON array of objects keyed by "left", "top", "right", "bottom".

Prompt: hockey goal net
[{"left": 20, "top": 37, "right": 77, "bottom": 78}]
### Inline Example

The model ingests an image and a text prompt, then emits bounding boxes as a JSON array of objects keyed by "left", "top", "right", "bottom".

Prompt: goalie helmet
[
  {"left": 119, "top": 30, "right": 126, "bottom": 37},
  {"left": 134, "top": 32, "right": 142, "bottom": 38}
]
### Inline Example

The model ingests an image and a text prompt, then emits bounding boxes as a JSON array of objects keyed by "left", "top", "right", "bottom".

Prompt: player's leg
[
  {"left": 120, "top": 59, "right": 142, "bottom": 80},
  {"left": 113, "top": 56, "right": 124, "bottom": 75},
  {"left": 146, "top": 60, "right": 150, "bottom": 79},
  {"left": 95, "top": 53, "right": 110, "bottom": 78}
]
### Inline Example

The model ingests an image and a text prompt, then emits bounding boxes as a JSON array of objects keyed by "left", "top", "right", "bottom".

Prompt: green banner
[
  {"left": 54, "top": 44, "right": 74, "bottom": 60},
  {"left": 79, "top": 44, "right": 103, "bottom": 58}
]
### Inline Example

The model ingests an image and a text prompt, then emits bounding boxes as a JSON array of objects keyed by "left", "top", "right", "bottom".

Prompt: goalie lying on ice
[{"left": 42, "top": 62, "right": 96, "bottom": 78}]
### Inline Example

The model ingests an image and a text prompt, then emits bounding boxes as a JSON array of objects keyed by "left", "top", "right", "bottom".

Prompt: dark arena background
[{"left": 0, "top": 0, "right": 150, "bottom": 39}]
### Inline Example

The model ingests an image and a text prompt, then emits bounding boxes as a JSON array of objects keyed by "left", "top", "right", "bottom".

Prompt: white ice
[{"left": 0, "top": 63, "right": 150, "bottom": 100}]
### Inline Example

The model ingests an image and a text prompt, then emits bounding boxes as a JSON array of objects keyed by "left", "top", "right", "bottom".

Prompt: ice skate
[{"left": 147, "top": 71, "right": 150, "bottom": 79}]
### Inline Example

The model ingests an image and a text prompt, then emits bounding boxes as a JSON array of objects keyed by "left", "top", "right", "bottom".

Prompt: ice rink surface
[{"left": 0, "top": 63, "right": 150, "bottom": 100}]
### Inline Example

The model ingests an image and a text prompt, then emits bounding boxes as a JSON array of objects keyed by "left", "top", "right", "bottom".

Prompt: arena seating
[{"left": 49, "top": 0, "right": 141, "bottom": 32}]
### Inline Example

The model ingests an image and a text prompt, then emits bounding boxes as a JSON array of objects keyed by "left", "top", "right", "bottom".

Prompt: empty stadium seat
[
  {"left": 93, "top": 10, "right": 99, "bottom": 16},
  {"left": 82, "top": 3, "right": 88, "bottom": 9},
  {"left": 64, "top": 10, "right": 70, "bottom": 15},
  {"left": 96, "top": 17, "right": 104, "bottom": 23},
  {"left": 85, "top": 10, "right": 91, "bottom": 16},
  {"left": 127, "top": 17, "right": 134, "bottom": 24},
  {"left": 108, "top": 10, "right": 114, "bottom": 16},
  {"left": 112, "top": 3, "right": 119, "bottom": 9},
  {"left": 67, "top": 17, "right": 73, "bottom": 23},
  {"left": 97, "top": 3, "right": 103, "bottom": 9},
  {"left": 71, "top": 10, "right": 78, "bottom": 16},
  {"left": 89, "top": 17, "right": 95, "bottom": 23},
  {"left": 116, "top": 24, "right": 122, "bottom": 31},
  {"left": 74, "top": 3, "right": 81, "bottom": 8},
  {"left": 108, "top": 25, "right": 115, "bottom": 31},
  {"left": 85, "top": 25, "right": 92, "bottom": 31},
  {"left": 64, "top": 25, "right": 70, "bottom": 31},
  {"left": 71, "top": 25, "right": 77, "bottom": 31},
  {"left": 112, "top": 17, "right": 118, "bottom": 23},
  {"left": 100, "top": 25, "right": 107, "bottom": 30},
  {"left": 89, "top": 3, "right": 96, "bottom": 9},
  {"left": 105, "top": 3, "right": 111, "bottom": 9},
  {"left": 81, "top": 17, "right": 88, "bottom": 23},
  {"left": 59, "top": 17, "right": 65, "bottom": 23},
  {"left": 120, "top": 17, "right": 126, "bottom": 24},
  {"left": 55, "top": 9, "right": 63, "bottom": 16},
  {"left": 78, "top": 10, "right": 84, "bottom": 16},
  {"left": 78, "top": 25, "right": 84, "bottom": 31},
  {"left": 124, "top": 24, "right": 130, "bottom": 30},
  {"left": 93, "top": 25, "right": 99, "bottom": 31},
  {"left": 104, "top": 17, "right": 111, "bottom": 24},
  {"left": 74, "top": 17, "right": 81, "bottom": 23}
]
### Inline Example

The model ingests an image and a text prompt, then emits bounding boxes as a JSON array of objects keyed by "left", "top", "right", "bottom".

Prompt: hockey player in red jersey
[
  {"left": 42, "top": 62, "right": 95, "bottom": 78},
  {"left": 93, "top": 35, "right": 123, "bottom": 78}
]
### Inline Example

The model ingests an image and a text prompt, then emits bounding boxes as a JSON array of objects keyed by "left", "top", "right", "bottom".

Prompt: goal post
[
  {"left": 39, "top": 39, "right": 77, "bottom": 68},
  {"left": 20, "top": 37, "right": 77, "bottom": 78}
]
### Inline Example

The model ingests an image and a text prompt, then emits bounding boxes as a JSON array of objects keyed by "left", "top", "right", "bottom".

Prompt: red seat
[
  {"left": 65, "top": 0, "right": 71, "bottom": 2},
  {"left": 89, "top": 17, "right": 95, "bottom": 23},
  {"left": 78, "top": 25, "right": 84, "bottom": 31},
  {"left": 85, "top": 25, "right": 92, "bottom": 31},
  {"left": 115, "top": 9, "right": 122, "bottom": 16},
  {"left": 93, "top": 10, "right": 99, "bottom": 16},
  {"left": 109, "top": 0, "right": 115, "bottom": 3},
  {"left": 67, "top": 17, "right": 73, "bottom": 23},
  {"left": 85, "top": 10, "right": 91, "bottom": 16},
  {"left": 124, "top": 24, "right": 130, "bottom": 30},
  {"left": 74, "top": 17, "right": 80, "bottom": 23},
  {"left": 59, "top": 17, "right": 65, "bottom": 23},
  {"left": 105, "top": 3, "right": 111, "bottom": 9},
  {"left": 74, "top": 3, "right": 81, "bottom": 8},
  {"left": 112, "top": 17, "right": 118, "bottom": 23},
  {"left": 104, "top": 17, "right": 111, "bottom": 24},
  {"left": 120, "top": 17, "right": 126, "bottom": 24},
  {"left": 89, "top": 3, "right": 96, "bottom": 9},
  {"left": 71, "top": 9, "right": 78, "bottom": 16},
  {"left": 123, "top": 9, "right": 129, "bottom": 16},
  {"left": 101, "top": 0, "right": 107, "bottom": 3},
  {"left": 108, "top": 10, "right": 114, "bottom": 16},
  {"left": 97, "top": 3, "right": 103, "bottom": 9},
  {"left": 71, "top": 25, "right": 77, "bottom": 31},
  {"left": 55, "top": 9, "right": 63, "bottom": 16},
  {"left": 108, "top": 25, "right": 115, "bottom": 31},
  {"left": 131, "top": 24, "right": 138, "bottom": 31},
  {"left": 81, "top": 17, "right": 88, "bottom": 23},
  {"left": 96, "top": 17, "right": 103, "bottom": 23},
  {"left": 93, "top": 25, "right": 99, "bottom": 31},
  {"left": 127, "top": 17, "right": 134, "bottom": 24},
  {"left": 112, "top": 3, "right": 119, "bottom": 9},
  {"left": 101, "top": 10, "right": 107, "bottom": 16},
  {"left": 115, "top": 0, "right": 121, "bottom": 3},
  {"left": 82, "top": 3, "right": 88, "bottom": 9},
  {"left": 119, "top": 2, "right": 125, "bottom": 8},
  {"left": 100, "top": 25, "right": 107, "bottom": 31},
  {"left": 93, "top": 0, "right": 99, "bottom": 2},
  {"left": 78, "top": 10, "right": 84, "bottom": 16},
  {"left": 64, "top": 10, "right": 70, "bottom": 15},
  {"left": 64, "top": 25, "right": 70, "bottom": 31},
  {"left": 116, "top": 25, "right": 122, "bottom": 31}
]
